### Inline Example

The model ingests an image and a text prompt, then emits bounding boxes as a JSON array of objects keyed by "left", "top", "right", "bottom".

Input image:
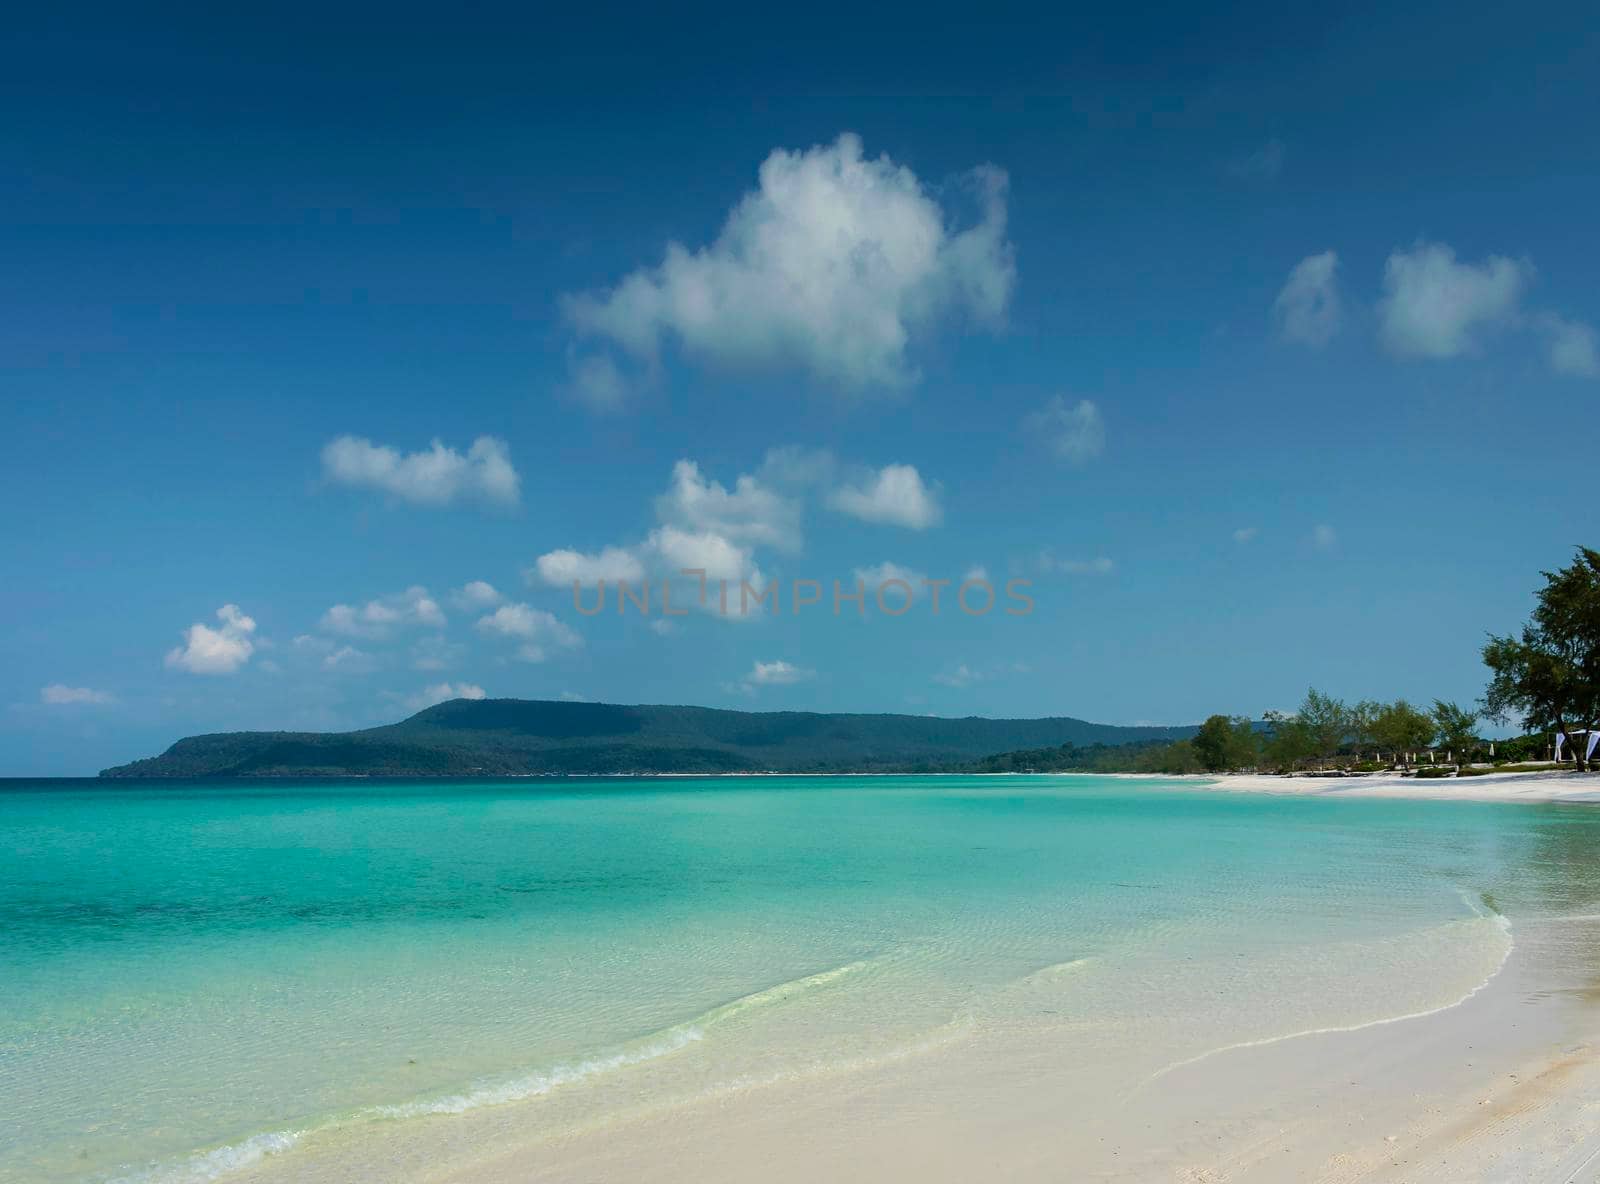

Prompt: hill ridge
[{"left": 99, "top": 697, "right": 1198, "bottom": 778}]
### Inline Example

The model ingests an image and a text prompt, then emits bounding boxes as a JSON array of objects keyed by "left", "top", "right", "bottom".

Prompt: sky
[{"left": 4, "top": 1, "right": 1598, "bottom": 774}]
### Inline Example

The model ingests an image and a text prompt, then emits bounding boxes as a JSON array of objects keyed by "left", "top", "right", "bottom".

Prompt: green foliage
[
  {"left": 1192, "top": 715, "right": 1258, "bottom": 772},
  {"left": 1370, "top": 699, "right": 1436, "bottom": 756},
  {"left": 1298, "top": 688, "right": 1351, "bottom": 759},
  {"left": 1483, "top": 547, "right": 1600, "bottom": 768},
  {"left": 1430, "top": 699, "right": 1479, "bottom": 754},
  {"left": 1261, "top": 709, "right": 1314, "bottom": 772}
]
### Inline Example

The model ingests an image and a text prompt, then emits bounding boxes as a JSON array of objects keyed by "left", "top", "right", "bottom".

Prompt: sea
[{"left": 5, "top": 775, "right": 1598, "bottom": 1183}]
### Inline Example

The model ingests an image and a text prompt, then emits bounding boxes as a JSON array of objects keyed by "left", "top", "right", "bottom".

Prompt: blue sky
[{"left": 4, "top": 1, "right": 1598, "bottom": 774}]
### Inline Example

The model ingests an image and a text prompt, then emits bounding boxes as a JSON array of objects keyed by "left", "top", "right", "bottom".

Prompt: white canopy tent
[{"left": 1554, "top": 730, "right": 1600, "bottom": 761}]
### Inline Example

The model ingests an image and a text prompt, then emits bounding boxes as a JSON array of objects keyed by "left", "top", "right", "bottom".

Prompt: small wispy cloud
[
  {"left": 1273, "top": 251, "right": 1341, "bottom": 347},
  {"left": 737, "top": 659, "right": 814, "bottom": 693},
  {"left": 40, "top": 684, "right": 115, "bottom": 705},
  {"left": 1039, "top": 552, "right": 1114, "bottom": 575},
  {"left": 321, "top": 436, "right": 520, "bottom": 508},
  {"left": 402, "top": 682, "right": 487, "bottom": 712},
  {"left": 1233, "top": 527, "right": 1259, "bottom": 544},
  {"left": 1024, "top": 397, "right": 1105, "bottom": 465},
  {"left": 1228, "top": 138, "right": 1285, "bottom": 181}
]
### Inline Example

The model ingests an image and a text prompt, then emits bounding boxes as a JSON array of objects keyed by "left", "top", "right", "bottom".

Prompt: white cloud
[
  {"left": 758, "top": 445, "right": 837, "bottom": 488},
  {"left": 1024, "top": 397, "right": 1105, "bottom": 465},
  {"left": 1233, "top": 527, "right": 1259, "bottom": 544},
  {"left": 321, "top": 587, "right": 446, "bottom": 638},
  {"left": 410, "top": 635, "right": 463, "bottom": 671},
  {"left": 964, "top": 564, "right": 990, "bottom": 583},
  {"left": 321, "top": 435, "right": 520, "bottom": 507},
  {"left": 853, "top": 561, "right": 928, "bottom": 605},
  {"left": 321, "top": 644, "right": 374, "bottom": 672},
  {"left": 1274, "top": 251, "right": 1341, "bottom": 347},
  {"left": 829, "top": 463, "right": 941, "bottom": 529},
  {"left": 1537, "top": 313, "right": 1600, "bottom": 378},
  {"left": 558, "top": 690, "right": 589, "bottom": 702},
  {"left": 475, "top": 603, "right": 582, "bottom": 663},
  {"left": 451, "top": 580, "right": 503, "bottom": 610},
  {"left": 1312, "top": 524, "right": 1338, "bottom": 550},
  {"left": 1040, "top": 554, "right": 1114, "bottom": 575},
  {"left": 566, "top": 352, "right": 630, "bottom": 412},
  {"left": 41, "top": 684, "right": 114, "bottom": 705},
  {"left": 165, "top": 604, "right": 258, "bottom": 675},
  {"left": 531, "top": 530, "right": 762, "bottom": 620},
  {"left": 649, "top": 618, "right": 679, "bottom": 636},
  {"left": 933, "top": 663, "right": 983, "bottom": 688},
  {"left": 1229, "top": 138, "right": 1285, "bottom": 180},
  {"left": 741, "top": 659, "right": 813, "bottom": 691},
  {"left": 646, "top": 525, "right": 761, "bottom": 586},
  {"left": 563, "top": 133, "right": 1014, "bottom": 401},
  {"left": 1377, "top": 242, "right": 1530, "bottom": 358},
  {"left": 532, "top": 546, "right": 647, "bottom": 588},
  {"left": 656, "top": 459, "right": 801, "bottom": 552},
  {"left": 404, "top": 682, "right": 487, "bottom": 712}
]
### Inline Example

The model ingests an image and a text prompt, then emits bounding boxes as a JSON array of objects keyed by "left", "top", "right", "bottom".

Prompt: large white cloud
[
  {"left": 321, "top": 435, "right": 520, "bottom": 507},
  {"left": 829, "top": 463, "right": 942, "bottom": 529},
  {"left": 1274, "top": 251, "right": 1341, "bottom": 347},
  {"left": 563, "top": 133, "right": 1014, "bottom": 403},
  {"left": 475, "top": 603, "right": 582, "bottom": 663},
  {"left": 321, "top": 587, "right": 446, "bottom": 638},
  {"left": 1377, "top": 243, "right": 1529, "bottom": 358},
  {"left": 165, "top": 604, "right": 258, "bottom": 675},
  {"left": 1024, "top": 397, "right": 1105, "bottom": 465}
]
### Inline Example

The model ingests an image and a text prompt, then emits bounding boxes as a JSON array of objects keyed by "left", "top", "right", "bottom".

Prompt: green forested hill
[{"left": 99, "top": 698, "right": 1197, "bottom": 777}]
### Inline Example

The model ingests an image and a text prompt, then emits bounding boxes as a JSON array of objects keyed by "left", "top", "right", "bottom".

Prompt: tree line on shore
[{"left": 970, "top": 547, "right": 1600, "bottom": 776}]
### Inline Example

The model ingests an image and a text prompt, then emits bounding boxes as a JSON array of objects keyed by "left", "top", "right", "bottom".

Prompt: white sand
[
  {"left": 228, "top": 772, "right": 1600, "bottom": 1184},
  {"left": 1203, "top": 768, "right": 1600, "bottom": 804}
]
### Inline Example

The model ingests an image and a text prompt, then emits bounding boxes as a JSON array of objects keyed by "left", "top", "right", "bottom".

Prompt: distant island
[{"left": 98, "top": 699, "right": 1200, "bottom": 778}]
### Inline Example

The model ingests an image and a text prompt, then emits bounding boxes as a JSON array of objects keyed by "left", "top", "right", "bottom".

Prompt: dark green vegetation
[
  {"left": 1028, "top": 548, "right": 1600, "bottom": 776},
  {"left": 100, "top": 699, "right": 1197, "bottom": 778},
  {"left": 102, "top": 549, "right": 1600, "bottom": 779},
  {"left": 1483, "top": 547, "right": 1600, "bottom": 772}
]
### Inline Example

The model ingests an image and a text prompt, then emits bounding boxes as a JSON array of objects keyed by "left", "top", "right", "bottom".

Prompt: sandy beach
[
  {"left": 231, "top": 899, "right": 1600, "bottom": 1184},
  {"left": 14, "top": 776, "right": 1600, "bottom": 1184},
  {"left": 1205, "top": 768, "right": 1600, "bottom": 805},
  {"left": 208, "top": 774, "right": 1600, "bottom": 1184}
]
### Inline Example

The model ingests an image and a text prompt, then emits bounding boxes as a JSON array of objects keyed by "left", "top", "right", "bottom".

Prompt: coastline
[
  {"left": 1197, "top": 768, "right": 1600, "bottom": 804},
  {"left": 226, "top": 901, "right": 1600, "bottom": 1184},
  {"left": 19, "top": 775, "right": 1600, "bottom": 1184}
]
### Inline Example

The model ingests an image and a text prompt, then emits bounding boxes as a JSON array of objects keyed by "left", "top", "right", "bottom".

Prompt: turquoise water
[{"left": 4, "top": 776, "right": 1600, "bottom": 1183}]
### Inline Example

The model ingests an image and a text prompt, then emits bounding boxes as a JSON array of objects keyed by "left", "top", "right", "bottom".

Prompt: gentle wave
[
  {"left": 1145, "top": 902, "right": 1514, "bottom": 1085},
  {"left": 108, "top": 959, "right": 871, "bottom": 1184},
  {"left": 374, "top": 959, "right": 869, "bottom": 1119},
  {"left": 106, "top": 1132, "right": 305, "bottom": 1184}
]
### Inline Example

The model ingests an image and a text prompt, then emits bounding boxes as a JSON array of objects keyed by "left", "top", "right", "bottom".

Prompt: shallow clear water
[{"left": 4, "top": 776, "right": 1600, "bottom": 1183}]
